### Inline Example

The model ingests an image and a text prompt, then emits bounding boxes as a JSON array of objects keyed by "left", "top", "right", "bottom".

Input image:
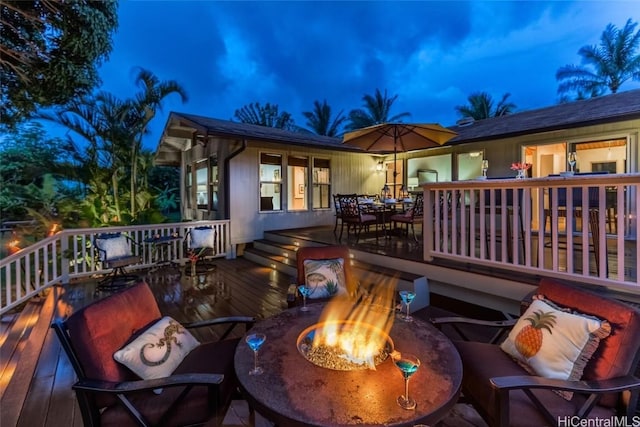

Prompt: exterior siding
[{"left": 229, "top": 144, "right": 388, "bottom": 244}]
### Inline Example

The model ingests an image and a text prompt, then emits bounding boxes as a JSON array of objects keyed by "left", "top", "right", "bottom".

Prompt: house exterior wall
[
  {"left": 403, "top": 118, "right": 640, "bottom": 178},
  {"left": 228, "top": 143, "right": 388, "bottom": 244}
]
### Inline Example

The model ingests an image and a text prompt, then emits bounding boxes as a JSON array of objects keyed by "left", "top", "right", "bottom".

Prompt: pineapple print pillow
[
  {"left": 500, "top": 297, "right": 611, "bottom": 399},
  {"left": 303, "top": 258, "right": 347, "bottom": 299}
]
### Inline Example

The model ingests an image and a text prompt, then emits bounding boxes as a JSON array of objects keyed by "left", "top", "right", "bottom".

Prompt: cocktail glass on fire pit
[
  {"left": 246, "top": 333, "right": 266, "bottom": 375},
  {"left": 398, "top": 290, "right": 416, "bottom": 322},
  {"left": 298, "top": 284, "right": 311, "bottom": 312},
  {"left": 392, "top": 351, "right": 420, "bottom": 410}
]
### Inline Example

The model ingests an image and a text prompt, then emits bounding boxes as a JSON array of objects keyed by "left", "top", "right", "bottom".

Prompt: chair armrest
[
  {"left": 183, "top": 316, "right": 256, "bottom": 329},
  {"left": 431, "top": 316, "right": 517, "bottom": 328},
  {"left": 491, "top": 374, "right": 640, "bottom": 394},
  {"left": 183, "top": 316, "right": 256, "bottom": 340},
  {"left": 73, "top": 373, "right": 224, "bottom": 394},
  {"left": 430, "top": 316, "right": 517, "bottom": 344}
]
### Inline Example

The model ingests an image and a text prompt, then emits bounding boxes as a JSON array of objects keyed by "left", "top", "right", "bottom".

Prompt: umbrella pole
[{"left": 393, "top": 149, "right": 397, "bottom": 198}]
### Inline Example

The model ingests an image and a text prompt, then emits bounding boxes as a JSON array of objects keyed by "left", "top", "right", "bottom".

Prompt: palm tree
[
  {"left": 302, "top": 100, "right": 346, "bottom": 137},
  {"left": 556, "top": 19, "right": 640, "bottom": 99},
  {"left": 234, "top": 102, "right": 296, "bottom": 130},
  {"left": 128, "top": 68, "right": 187, "bottom": 217},
  {"left": 40, "top": 92, "right": 134, "bottom": 223},
  {"left": 345, "top": 89, "right": 411, "bottom": 131},
  {"left": 40, "top": 69, "right": 187, "bottom": 223},
  {"left": 455, "top": 92, "right": 517, "bottom": 120}
]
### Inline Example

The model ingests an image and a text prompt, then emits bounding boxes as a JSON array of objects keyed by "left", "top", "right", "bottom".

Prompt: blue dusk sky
[{"left": 93, "top": 1, "right": 639, "bottom": 150}]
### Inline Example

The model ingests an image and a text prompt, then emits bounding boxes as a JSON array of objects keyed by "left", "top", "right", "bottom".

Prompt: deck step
[{"left": 244, "top": 237, "right": 429, "bottom": 311}]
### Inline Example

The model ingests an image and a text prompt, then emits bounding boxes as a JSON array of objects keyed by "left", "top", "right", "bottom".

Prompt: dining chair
[
  {"left": 51, "top": 281, "right": 255, "bottom": 427},
  {"left": 337, "top": 194, "right": 377, "bottom": 242},
  {"left": 332, "top": 194, "right": 343, "bottom": 235},
  {"left": 431, "top": 278, "right": 640, "bottom": 427},
  {"left": 93, "top": 232, "right": 142, "bottom": 292},
  {"left": 543, "top": 183, "right": 607, "bottom": 275},
  {"left": 390, "top": 192, "right": 424, "bottom": 243}
]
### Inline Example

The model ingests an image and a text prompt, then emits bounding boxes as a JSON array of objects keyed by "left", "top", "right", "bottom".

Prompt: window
[
  {"left": 312, "top": 158, "right": 331, "bottom": 209},
  {"left": 259, "top": 153, "right": 282, "bottom": 211},
  {"left": 457, "top": 151, "right": 483, "bottom": 181},
  {"left": 385, "top": 159, "right": 404, "bottom": 198},
  {"left": 288, "top": 156, "right": 308, "bottom": 211},
  {"left": 592, "top": 161, "right": 617, "bottom": 174},
  {"left": 196, "top": 161, "right": 208, "bottom": 209},
  {"left": 210, "top": 157, "right": 218, "bottom": 211}
]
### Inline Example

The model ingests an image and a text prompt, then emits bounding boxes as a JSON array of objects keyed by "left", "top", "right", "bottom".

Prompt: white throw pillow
[
  {"left": 190, "top": 227, "right": 215, "bottom": 249},
  {"left": 303, "top": 258, "right": 347, "bottom": 299},
  {"left": 97, "top": 235, "right": 131, "bottom": 261},
  {"left": 113, "top": 316, "right": 200, "bottom": 380},
  {"left": 500, "top": 298, "right": 611, "bottom": 399}
]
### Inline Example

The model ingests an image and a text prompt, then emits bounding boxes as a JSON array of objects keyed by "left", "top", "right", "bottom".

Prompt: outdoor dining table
[
  {"left": 364, "top": 199, "right": 412, "bottom": 240},
  {"left": 234, "top": 303, "right": 463, "bottom": 427},
  {"left": 143, "top": 234, "right": 182, "bottom": 269}
]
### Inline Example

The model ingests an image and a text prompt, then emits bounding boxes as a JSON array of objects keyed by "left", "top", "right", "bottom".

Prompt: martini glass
[
  {"left": 568, "top": 152, "right": 577, "bottom": 173},
  {"left": 392, "top": 352, "right": 421, "bottom": 410},
  {"left": 245, "top": 333, "right": 266, "bottom": 375},
  {"left": 399, "top": 290, "right": 416, "bottom": 322},
  {"left": 481, "top": 159, "right": 489, "bottom": 178},
  {"left": 297, "top": 284, "right": 311, "bottom": 312}
]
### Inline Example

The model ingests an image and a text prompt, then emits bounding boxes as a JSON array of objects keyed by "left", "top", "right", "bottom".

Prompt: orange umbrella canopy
[
  {"left": 342, "top": 122, "right": 457, "bottom": 153},
  {"left": 343, "top": 123, "right": 457, "bottom": 197}
]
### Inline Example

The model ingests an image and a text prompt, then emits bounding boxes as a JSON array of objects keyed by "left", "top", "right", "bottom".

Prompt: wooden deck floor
[{"left": 0, "top": 257, "right": 488, "bottom": 427}]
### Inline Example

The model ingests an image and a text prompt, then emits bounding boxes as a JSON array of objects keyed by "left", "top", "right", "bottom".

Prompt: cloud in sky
[{"left": 93, "top": 1, "right": 639, "bottom": 150}]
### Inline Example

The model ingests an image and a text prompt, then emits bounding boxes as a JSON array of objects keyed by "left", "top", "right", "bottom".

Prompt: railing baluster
[{"left": 422, "top": 174, "right": 639, "bottom": 293}]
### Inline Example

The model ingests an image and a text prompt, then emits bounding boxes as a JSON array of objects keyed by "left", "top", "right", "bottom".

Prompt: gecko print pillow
[
  {"left": 500, "top": 298, "right": 610, "bottom": 399},
  {"left": 114, "top": 316, "right": 200, "bottom": 380},
  {"left": 303, "top": 258, "right": 347, "bottom": 299}
]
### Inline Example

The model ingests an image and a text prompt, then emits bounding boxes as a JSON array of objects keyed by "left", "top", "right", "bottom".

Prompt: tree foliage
[
  {"left": 0, "top": 122, "right": 84, "bottom": 224},
  {"left": 233, "top": 102, "right": 296, "bottom": 130},
  {"left": 0, "top": 1, "right": 118, "bottom": 128},
  {"left": 345, "top": 88, "right": 411, "bottom": 131},
  {"left": 39, "top": 68, "right": 187, "bottom": 226},
  {"left": 556, "top": 18, "right": 640, "bottom": 100},
  {"left": 455, "top": 92, "right": 517, "bottom": 120},
  {"left": 302, "top": 99, "right": 346, "bottom": 137}
]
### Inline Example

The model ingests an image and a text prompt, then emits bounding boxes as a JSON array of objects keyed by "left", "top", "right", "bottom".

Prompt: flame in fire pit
[{"left": 298, "top": 280, "right": 396, "bottom": 370}]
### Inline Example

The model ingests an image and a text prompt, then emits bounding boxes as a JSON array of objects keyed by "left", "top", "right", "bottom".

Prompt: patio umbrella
[{"left": 342, "top": 123, "right": 458, "bottom": 196}]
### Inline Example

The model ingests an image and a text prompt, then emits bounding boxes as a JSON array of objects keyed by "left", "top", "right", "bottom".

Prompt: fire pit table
[{"left": 234, "top": 303, "right": 462, "bottom": 427}]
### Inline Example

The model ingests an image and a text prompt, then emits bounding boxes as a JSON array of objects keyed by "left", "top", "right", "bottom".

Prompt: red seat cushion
[{"left": 66, "top": 282, "right": 162, "bottom": 383}]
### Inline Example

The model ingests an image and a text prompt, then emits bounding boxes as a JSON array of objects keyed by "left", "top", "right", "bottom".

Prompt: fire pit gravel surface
[{"left": 297, "top": 320, "right": 394, "bottom": 370}]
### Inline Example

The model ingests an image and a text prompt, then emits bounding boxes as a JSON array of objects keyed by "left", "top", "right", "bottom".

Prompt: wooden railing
[
  {"left": 0, "top": 220, "right": 230, "bottom": 314},
  {"left": 423, "top": 174, "right": 640, "bottom": 293}
]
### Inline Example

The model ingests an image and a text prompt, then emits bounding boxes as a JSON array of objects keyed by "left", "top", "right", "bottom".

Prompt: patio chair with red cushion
[
  {"left": 51, "top": 282, "right": 255, "bottom": 427},
  {"left": 431, "top": 278, "right": 640, "bottom": 427},
  {"left": 390, "top": 192, "right": 424, "bottom": 242},
  {"left": 293, "top": 245, "right": 359, "bottom": 305}
]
